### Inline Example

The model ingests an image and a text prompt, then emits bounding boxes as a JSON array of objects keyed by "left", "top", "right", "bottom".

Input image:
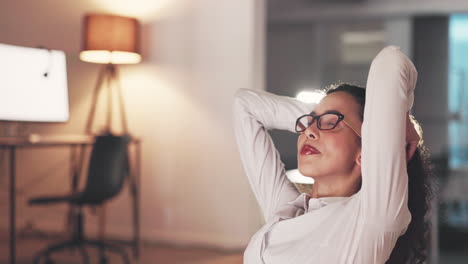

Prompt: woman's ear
[{"left": 356, "top": 153, "right": 361, "bottom": 167}]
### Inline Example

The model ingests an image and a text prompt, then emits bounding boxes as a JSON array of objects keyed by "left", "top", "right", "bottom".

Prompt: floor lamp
[
  {"left": 79, "top": 13, "right": 141, "bottom": 257},
  {"left": 80, "top": 14, "right": 141, "bottom": 135}
]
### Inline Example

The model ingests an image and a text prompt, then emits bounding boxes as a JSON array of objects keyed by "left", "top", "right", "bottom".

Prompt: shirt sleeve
[
  {"left": 232, "top": 88, "right": 316, "bottom": 222},
  {"left": 360, "top": 45, "right": 416, "bottom": 231}
]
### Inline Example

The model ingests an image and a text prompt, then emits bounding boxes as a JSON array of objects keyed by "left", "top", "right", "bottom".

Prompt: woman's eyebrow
[{"left": 310, "top": 110, "right": 341, "bottom": 115}]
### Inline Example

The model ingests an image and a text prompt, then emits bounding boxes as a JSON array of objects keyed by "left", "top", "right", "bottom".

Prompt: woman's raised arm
[
  {"left": 360, "top": 46, "right": 417, "bottom": 230},
  {"left": 232, "top": 88, "right": 315, "bottom": 222}
]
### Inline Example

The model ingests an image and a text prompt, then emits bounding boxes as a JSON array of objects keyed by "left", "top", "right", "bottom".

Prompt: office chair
[{"left": 29, "top": 133, "right": 132, "bottom": 264}]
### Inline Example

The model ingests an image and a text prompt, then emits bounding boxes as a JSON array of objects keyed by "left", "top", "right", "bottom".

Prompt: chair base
[{"left": 33, "top": 238, "right": 131, "bottom": 264}]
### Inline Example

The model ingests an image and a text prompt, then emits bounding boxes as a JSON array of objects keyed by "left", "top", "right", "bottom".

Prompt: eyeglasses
[{"left": 295, "top": 112, "right": 361, "bottom": 138}]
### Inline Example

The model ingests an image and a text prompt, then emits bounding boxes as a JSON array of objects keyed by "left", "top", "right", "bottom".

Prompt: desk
[{"left": 0, "top": 134, "right": 141, "bottom": 264}]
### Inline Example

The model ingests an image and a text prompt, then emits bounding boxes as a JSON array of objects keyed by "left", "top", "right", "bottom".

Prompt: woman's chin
[{"left": 298, "top": 166, "right": 321, "bottom": 178}]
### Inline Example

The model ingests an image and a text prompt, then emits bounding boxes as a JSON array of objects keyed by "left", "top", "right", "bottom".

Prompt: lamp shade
[{"left": 80, "top": 14, "right": 141, "bottom": 64}]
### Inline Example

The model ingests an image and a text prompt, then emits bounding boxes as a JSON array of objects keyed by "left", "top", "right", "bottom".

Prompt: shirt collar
[{"left": 276, "top": 192, "right": 353, "bottom": 220}]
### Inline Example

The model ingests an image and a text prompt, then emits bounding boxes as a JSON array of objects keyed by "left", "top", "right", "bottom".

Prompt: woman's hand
[{"left": 405, "top": 113, "right": 420, "bottom": 162}]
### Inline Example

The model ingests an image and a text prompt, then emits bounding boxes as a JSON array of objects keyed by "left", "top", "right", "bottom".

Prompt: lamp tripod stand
[{"left": 85, "top": 63, "right": 128, "bottom": 135}]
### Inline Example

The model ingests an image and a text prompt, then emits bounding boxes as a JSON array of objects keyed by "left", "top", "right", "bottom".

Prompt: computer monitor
[{"left": 0, "top": 43, "right": 69, "bottom": 122}]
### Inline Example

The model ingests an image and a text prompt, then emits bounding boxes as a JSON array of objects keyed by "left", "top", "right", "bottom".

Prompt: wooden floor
[
  {"left": 0, "top": 234, "right": 244, "bottom": 264},
  {"left": 3, "top": 232, "right": 468, "bottom": 263}
]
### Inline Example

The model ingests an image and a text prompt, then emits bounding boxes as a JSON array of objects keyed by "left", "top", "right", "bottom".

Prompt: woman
[{"left": 232, "top": 46, "right": 435, "bottom": 263}]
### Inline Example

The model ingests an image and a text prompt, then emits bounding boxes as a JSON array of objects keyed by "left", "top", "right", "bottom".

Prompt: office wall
[
  {"left": 412, "top": 17, "right": 449, "bottom": 156},
  {"left": 268, "top": 0, "right": 468, "bottom": 22},
  {"left": 0, "top": 0, "right": 265, "bottom": 249}
]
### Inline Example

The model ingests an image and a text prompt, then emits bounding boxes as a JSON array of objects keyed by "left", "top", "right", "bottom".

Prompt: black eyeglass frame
[{"left": 295, "top": 112, "right": 361, "bottom": 137}]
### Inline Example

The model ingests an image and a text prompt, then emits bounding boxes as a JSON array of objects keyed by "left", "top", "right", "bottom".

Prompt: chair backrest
[{"left": 80, "top": 133, "right": 131, "bottom": 205}]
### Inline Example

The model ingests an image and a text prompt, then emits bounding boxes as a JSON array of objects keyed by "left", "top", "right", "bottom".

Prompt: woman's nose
[{"left": 304, "top": 122, "right": 319, "bottom": 140}]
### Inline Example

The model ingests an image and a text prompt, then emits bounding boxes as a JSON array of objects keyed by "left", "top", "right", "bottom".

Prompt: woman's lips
[{"left": 300, "top": 144, "right": 321, "bottom": 155}]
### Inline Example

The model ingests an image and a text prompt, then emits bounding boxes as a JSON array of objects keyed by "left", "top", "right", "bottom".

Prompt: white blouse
[{"left": 232, "top": 46, "right": 417, "bottom": 263}]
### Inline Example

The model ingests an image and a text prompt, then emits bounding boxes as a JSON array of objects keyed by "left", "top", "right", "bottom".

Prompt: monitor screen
[{"left": 0, "top": 43, "right": 69, "bottom": 122}]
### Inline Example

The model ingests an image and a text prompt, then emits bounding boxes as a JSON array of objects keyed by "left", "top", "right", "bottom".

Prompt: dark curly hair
[{"left": 325, "top": 83, "right": 437, "bottom": 264}]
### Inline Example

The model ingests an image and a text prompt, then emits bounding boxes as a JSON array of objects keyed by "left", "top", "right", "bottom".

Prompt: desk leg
[{"left": 9, "top": 146, "right": 16, "bottom": 264}]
